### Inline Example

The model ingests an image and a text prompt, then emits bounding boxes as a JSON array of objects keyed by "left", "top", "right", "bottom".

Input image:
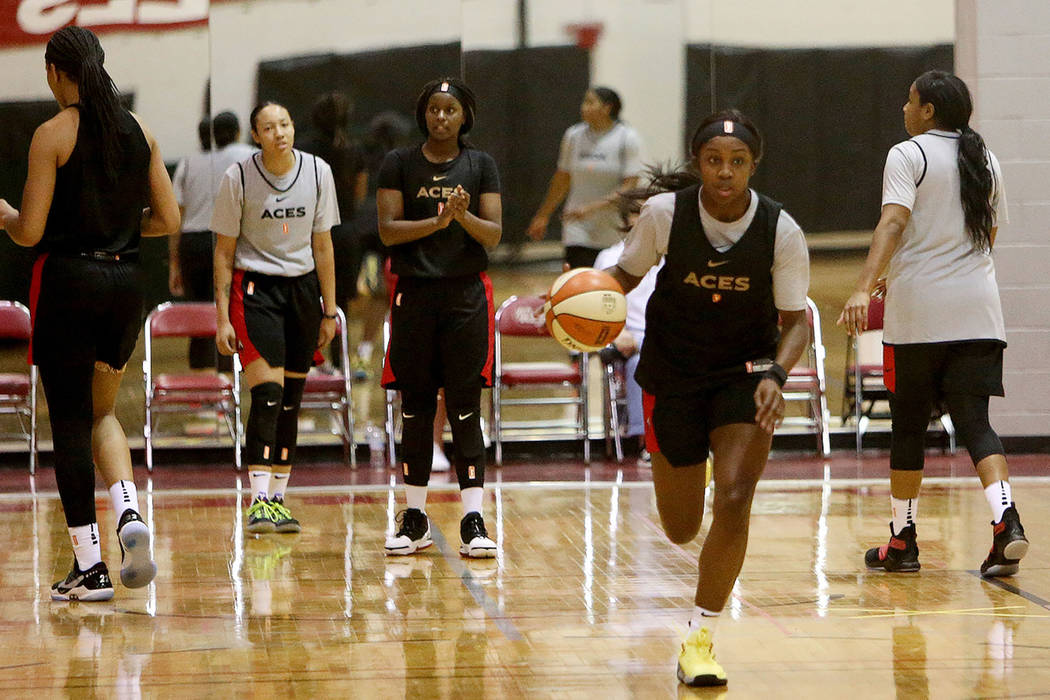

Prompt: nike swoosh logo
[
  {"left": 403, "top": 412, "right": 416, "bottom": 419},
  {"left": 458, "top": 412, "right": 474, "bottom": 421},
  {"left": 707, "top": 260, "right": 730, "bottom": 267},
  {"left": 276, "top": 195, "right": 289, "bottom": 202},
  {"left": 432, "top": 175, "right": 448, "bottom": 181},
  {"left": 266, "top": 400, "right": 278, "bottom": 406}
]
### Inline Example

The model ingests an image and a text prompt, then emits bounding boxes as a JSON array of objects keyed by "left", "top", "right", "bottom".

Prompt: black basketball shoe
[
  {"left": 460, "top": 512, "right": 497, "bottom": 558},
  {"left": 980, "top": 505, "right": 1029, "bottom": 577},
  {"left": 51, "top": 560, "right": 115, "bottom": 602},
  {"left": 865, "top": 523, "right": 920, "bottom": 572},
  {"left": 116, "top": 509, "right": 157, "bottom": 589},
  {"left": 384, "top": 508, "right": 432, "bottom": 556}
]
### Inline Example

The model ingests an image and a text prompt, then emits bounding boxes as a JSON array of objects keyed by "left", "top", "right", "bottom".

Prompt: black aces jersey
[
  {"left": 377, "top": 145, "right": 500, "bottom": 278},
  {"left": 635, "top": 184, "right": 781, "bottom": 396}
]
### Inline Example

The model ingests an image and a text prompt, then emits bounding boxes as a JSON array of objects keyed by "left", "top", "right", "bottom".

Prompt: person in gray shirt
[{"left": 527, "top": 86, "right": 645, "bottom": 268}]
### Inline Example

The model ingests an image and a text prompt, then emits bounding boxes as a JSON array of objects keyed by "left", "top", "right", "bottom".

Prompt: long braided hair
[{"left": 45, "top": 26, "right": 126, "bottom": 181}]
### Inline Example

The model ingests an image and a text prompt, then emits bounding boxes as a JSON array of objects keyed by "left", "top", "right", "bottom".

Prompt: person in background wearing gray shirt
[
  {"left": 527, "top": 86, "right": 645, "bottom": 268},
  {"left": 169, "top": 111, "right": 254, "bottom": 369}
]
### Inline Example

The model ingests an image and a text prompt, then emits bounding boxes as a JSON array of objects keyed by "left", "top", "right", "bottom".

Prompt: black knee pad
[
  {"left": 945, "top": 393, "right": 1004, "bottom": 465},
  {"left": 274, "top": 376, "right": 306, "bottom": 465},
  {"left": 399, "top": 390, "right": 438, "bottom": 486},
  {"left": 246, "top": 382, "right": 283, "bottom": 465},
  {"left": 444, "top": 388, "right": 485, "bottom": 489},
  {"left": 889, "top": 394, "right": 931, "bottom": 471}
]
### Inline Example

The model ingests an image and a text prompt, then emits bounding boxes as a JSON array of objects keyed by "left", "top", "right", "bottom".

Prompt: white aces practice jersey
[{"left": 211, "top": 149, "right": 340, "bottom": 277}]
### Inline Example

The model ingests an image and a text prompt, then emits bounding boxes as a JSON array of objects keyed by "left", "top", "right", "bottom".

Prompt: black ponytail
[
  {"left": 914, "top": 70, "right": 995, "bottom": 252},
  {"left": 45, "top": 26, "right": 125, "bottom": 182}
]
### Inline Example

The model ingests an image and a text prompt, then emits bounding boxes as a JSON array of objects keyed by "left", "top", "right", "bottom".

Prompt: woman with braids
[
  {"left": 0, "top": 27, "right": 179, "bottom": 601},
  {"left": 840, "top": 71, "right": 1027, "bottom": 577},
  {"left": 605, "top": 109, "right": 810, "bottom": 687},
  {"left": 378, "top": 78, "right": 502, "bottom": 559}
]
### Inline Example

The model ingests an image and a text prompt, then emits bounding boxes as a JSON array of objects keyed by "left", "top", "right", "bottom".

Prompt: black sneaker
[
  {"left": 246, "top": 498, "right": 277, "bottom": 534},
  {"left": 384, "top": 508, "right": 432, "bottom": 556},
  {"left": 51, "top": 559, "right": 114, "bottom": 602},
  {"left": 459, "top": 512, "right": 497, "bottom": 558},
  {"left": 981, "top": 504, "right": 1029, "bottom": 577},
  {"left": 116, "top": 509, "right": 157, "bottom": 589},
  {"left": 269, "top": 498, "right": 302, "bottom": 534},
  {"left": 865, "top": 523, "right": 920, "bottom": 572}
]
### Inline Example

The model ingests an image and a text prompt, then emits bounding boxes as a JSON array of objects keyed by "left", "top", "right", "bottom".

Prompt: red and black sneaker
[
  {"left": 980, "top": 504, "right": 1028, "bottom": 578},
  {"left": 865, "top": 523, "right": 920, "bottom": 572}
]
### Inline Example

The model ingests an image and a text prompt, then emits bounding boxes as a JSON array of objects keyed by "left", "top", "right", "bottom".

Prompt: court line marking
[
  {"left": 970, "top": 571, "right": 1050, "bottom": 611},
  {"left": 4, "top": 474, "right": 1049, "bottom": 502},
  {"left": 429, "top": 524, "right": 524, "bottom": 642}
]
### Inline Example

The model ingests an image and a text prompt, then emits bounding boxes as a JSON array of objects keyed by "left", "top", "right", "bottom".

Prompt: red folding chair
[
  {"left": 781, "top": 297, "right": 831, "bottom": 456},
  {"left": 301, "top": 306, "right": 356, "bottom": 465},
  {"left": 143, "top": 302, "right": 242, "bottom": 470},
  {"left": 492, "top": 295, "right": 590, "bottom": 465},
  {"left": 0, "top": 301, "right": 38, "bottom": 474}
]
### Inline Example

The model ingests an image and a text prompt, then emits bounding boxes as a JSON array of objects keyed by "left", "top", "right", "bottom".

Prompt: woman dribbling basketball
[
  {"left": 605, "top": 109, "right": 811, "bottom": 687},
  {"left": 378, "top": 78, "right": 502, "bottom": 558}
]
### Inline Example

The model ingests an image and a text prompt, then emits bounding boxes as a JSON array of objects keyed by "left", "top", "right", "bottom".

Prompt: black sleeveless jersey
[
  {"left": 41, "top": 107, "right": 151, "bottom": 256},
  {"left": 376, "top": 145, "right": 500, "bottom": 279},
  {"left": 634, "top": 185, "right": 781, "bottom": 396}
]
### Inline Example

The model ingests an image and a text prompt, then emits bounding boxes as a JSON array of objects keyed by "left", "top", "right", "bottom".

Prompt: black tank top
[
  {"left": 635, "top": 185, "right": 781, "bottom": 396},
  {"left": 41, "top": 107, "right": 151, "bottom": 255}
]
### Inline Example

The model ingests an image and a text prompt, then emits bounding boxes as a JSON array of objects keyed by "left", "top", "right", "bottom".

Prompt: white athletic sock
[
  {"left": 357, "top": 341, "right": 374, "bottom": 362},
  {"left": 406, "top": 485, "right": 427, "bottom": 512},
  {"left": 249, "top": 468, "right": 271, "bottom": 502},
  {"left": 984, "top": 480, "right": 1012, "bottom": 523},
  {"left": 891, "top": 496, "right": 918, "bottom": 534},
  {"left": 689, "top": 606, "right": 721, "bottom": 637},
  {"left": 69, "top": 523, "right": 102, "bottom": 570},
  {"left": 461, "top": 487, "right": 484, "bottom": 517},
  {"left": 270, "top": 467, "right": 291, "bottom": 502},
  {"left": 109, "top": 480, "right": 139, "bottom": 522}
]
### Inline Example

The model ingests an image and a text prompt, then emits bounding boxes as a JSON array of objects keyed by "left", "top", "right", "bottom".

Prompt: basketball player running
[
  {"left": 605, "top": 110, "right": 810, "bottom": 686},
  {"left": 212, "top": 101, "right": 340, "bottom": 534},
  {"left": 0, "top": 26, "right": 179, "bottom": 600},
  {"left": 839, "top": 71, "right": 1028, "bottom": 577},
  {"left": 378, "top": 78, "right": 502, "bottom": 558}
]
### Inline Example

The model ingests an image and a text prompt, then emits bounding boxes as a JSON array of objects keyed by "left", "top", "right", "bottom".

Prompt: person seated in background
[{"left": 593, "top": 191, "right": 663, "bottom": 467}]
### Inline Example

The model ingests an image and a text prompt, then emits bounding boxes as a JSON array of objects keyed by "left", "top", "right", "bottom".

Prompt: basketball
[{"left": 545, "top": 268, "right": 627, "bottom": 351}]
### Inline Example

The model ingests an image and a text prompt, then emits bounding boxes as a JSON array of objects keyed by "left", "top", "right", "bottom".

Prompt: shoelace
[{"left": 270, "top": 501, "right": 293, "bottom": 520}]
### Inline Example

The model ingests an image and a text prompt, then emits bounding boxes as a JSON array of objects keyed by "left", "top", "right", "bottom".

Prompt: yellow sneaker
[{"left": 677, "top": 627, "right": 727, "bottom": 687}]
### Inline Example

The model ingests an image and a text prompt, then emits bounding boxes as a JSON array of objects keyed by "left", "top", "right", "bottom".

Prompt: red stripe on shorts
[
  {"left": 642, "top": 390, "right": 659, "bottom": 455},
  {"left": 229, "top": 269, "right": 261, "bottom": 367},
  {"left": 480, "top": 271, "right": 495, "bottom": 387},
  {"left": 26, "top": 253, "right": 48, "bottom": 366},
  {"left": 883, "top": 344, "right": 896, "bottom": 393}
]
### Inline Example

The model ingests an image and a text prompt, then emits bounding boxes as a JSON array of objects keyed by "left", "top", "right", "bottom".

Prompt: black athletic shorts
[
  {"left": 29, "top": 253, "right": 144, "bottom": 370},
  {"left": 230, "top": 269, "right": 322, "bottom": 373},
  {"left": 642, "top": 373, "right": 763, "bottom": 467},
  {"left": 884, "top": 340, "right": 1005, "bottom": 401},
  {"left": 382, "top": 273, "right": 494, "bottom": 392}
]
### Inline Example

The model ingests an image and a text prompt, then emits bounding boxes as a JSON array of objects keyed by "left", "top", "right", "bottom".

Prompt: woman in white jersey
[
  {"left": 607, "top": 109, "right": 811, "bottom": 687},
  {"left": 840, "top": 71, "right": 1027, "bottom": 577},
  {"left": 212, "top": 101, "right": 340, "bottom": 534},
  {"left": 527, "top": 87, "right": 644, "bottom": 268}
]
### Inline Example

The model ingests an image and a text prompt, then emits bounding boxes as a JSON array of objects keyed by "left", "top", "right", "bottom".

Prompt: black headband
[
  {"left": 692, "top": 119, "right": 760, "bottom": 157},
  {"left": 417, "top": 80, "right": 475, "bottom": 135}
]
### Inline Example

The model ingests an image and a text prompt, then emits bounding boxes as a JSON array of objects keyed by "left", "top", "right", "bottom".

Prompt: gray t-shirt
[
  {"left": 557, "top": 121, "right": 644, "bottom": 250},
  {"left": 172, "top": 143, "right": 256, "bottom": 232},
  {"left": 211, "top": 150, "right": 340, "bottom": 277}
]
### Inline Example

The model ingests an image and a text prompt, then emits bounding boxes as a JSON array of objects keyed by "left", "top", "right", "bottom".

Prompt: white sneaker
[
  {"left": 432, "top": 442, "right": 451, "bottom": 472},
  {"left": 459, "top": 512, "right": 497, "bottom": 558}
]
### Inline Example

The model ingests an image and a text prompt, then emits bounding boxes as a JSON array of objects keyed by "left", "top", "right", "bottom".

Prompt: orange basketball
[{"left": 545, "top": 268, "right": 627, "bottom": 351}]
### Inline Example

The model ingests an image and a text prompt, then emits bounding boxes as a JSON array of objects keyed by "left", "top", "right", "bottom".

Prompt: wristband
[
  {"left": 322, "top": 312, "right": 338, "bottom": 320},
  {"left": 763, "top": 362, "right": 788, "bottom": 388}
]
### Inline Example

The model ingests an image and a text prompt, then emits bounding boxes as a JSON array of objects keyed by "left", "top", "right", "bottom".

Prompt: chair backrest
[
  {"left": 0, "top": 301, "right": 32, "bottom": 342},
  {"left": 496, "top": 295, "right": 550, "bottom": 337},
  {"left": 147, "top": 302, "right": 218, "bottom": 338},
  {"left": 866, "top": 294, "right": 886, "bottom": 332}
]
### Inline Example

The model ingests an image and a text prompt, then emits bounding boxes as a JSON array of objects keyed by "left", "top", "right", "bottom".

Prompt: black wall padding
[
  {"left": 255, "top": 43, "right": 462, "bottom": 146},
  {"left": 462, "top": 46, "right": 590, "bottom": 247},
  {"left": 686, "top": 44, "right": 953, "bottom": 233}
]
